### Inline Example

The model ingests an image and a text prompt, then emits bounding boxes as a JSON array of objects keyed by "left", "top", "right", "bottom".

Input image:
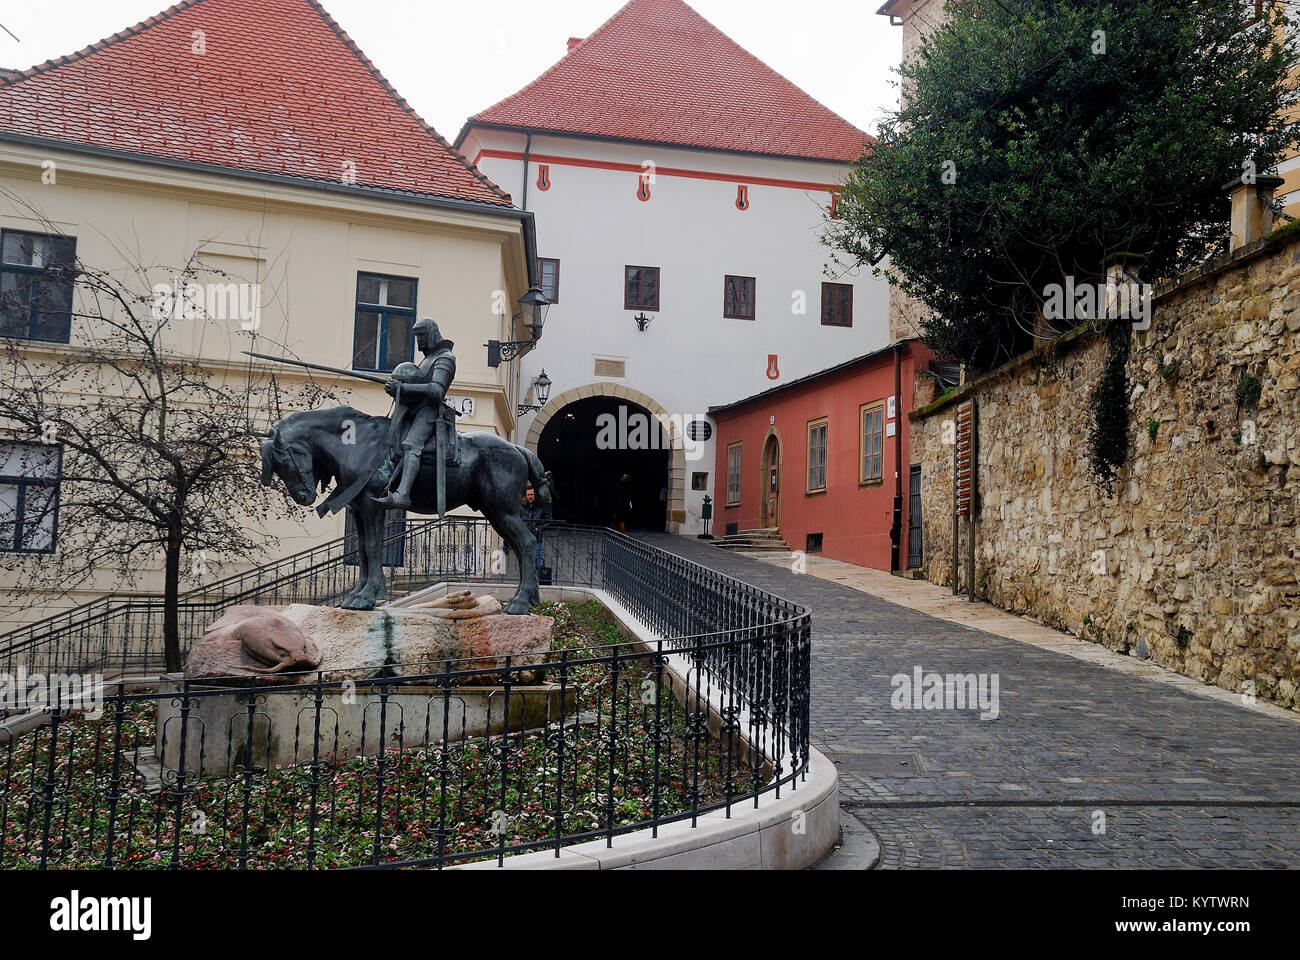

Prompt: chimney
[
  {"left": 567, "top": 37, "right": 585, "bottom": 53},
  {"left": 1223, "top": 174, "right": 1285, "bottom": 252}
]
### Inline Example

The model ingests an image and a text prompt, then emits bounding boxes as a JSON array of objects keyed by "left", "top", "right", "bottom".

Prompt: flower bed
[{"left": 1, "top": 602, "right": 756, "bottom": 869}]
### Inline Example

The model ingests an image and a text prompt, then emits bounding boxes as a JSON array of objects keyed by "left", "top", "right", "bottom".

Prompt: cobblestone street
[{"left": 638, "top": 534, "right": 1300, "bottom": 869}]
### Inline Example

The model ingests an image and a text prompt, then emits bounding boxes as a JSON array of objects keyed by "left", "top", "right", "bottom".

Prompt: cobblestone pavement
[{"left": 636, "top": 534, "right": 1300, "bottom": 868}]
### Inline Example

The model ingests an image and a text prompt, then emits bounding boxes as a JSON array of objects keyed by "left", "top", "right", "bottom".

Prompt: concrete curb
[
  {"left": 453, "top": 747, "right": 839, "bottom": 870},
  {"left": 810, "top": 807, "right": 882, "bottom": 870}
]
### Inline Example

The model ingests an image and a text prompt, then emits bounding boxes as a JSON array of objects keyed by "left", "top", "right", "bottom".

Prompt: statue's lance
[
  {"left": 242, "top": 350, "right": 394, "bottom": 517},
  {"left": 242, "top": 350, "right": 390, "bottom": 386}
]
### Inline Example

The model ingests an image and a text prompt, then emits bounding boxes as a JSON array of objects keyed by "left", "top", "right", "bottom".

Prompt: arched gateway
[{"left": 526, "top": 383, "right": 687, "bottom": 533}]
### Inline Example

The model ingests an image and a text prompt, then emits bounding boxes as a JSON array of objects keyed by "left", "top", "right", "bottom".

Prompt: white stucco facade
[{"left": 459, "top": 127, "right": 890, "bottom": 533}]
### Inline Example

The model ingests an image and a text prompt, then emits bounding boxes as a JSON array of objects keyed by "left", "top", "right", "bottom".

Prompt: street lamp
[
  {"left": 487, "top": 284, "right": 551, "bottom": 367},
  {"left": 517, "top": 368, "right": 552, "bottom": 415}
]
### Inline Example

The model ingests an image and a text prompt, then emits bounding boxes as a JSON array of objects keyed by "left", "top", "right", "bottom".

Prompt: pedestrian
[
  {"left": 521, "top": 482, "right": 552, "bottom": 577},
  {"left": 613, "top": 473, "right": 633, "bottom": 533}
]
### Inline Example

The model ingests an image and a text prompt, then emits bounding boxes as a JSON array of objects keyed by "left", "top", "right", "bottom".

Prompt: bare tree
[{"left": 0, "top": 232, "right": 331, "bottom": 672}]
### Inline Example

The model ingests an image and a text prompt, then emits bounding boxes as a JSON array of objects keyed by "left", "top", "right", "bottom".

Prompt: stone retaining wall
[{"left": 910, "top": 231, "right": 1300, "bottom": 709}]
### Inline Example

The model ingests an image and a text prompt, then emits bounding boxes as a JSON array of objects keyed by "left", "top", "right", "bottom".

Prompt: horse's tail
[{"left": 517, "top": 445, "right": 554, "bottom": 505}]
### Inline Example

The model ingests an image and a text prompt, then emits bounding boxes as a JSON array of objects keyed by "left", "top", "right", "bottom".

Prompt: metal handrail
[
  {"left": 0, "top": 518, "right": 806, "bottom": 679},
  {"left": 0, "top": 515, "right": 422, "bottom": 645}
]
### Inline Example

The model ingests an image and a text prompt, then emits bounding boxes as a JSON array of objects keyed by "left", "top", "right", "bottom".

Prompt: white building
[{"left": 458, "top": 0, "right": 889, "bottom": 534}]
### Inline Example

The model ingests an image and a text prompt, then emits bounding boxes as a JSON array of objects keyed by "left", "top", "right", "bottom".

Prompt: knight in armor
[{"left": 373, "top": 317, "right": 456, "bottom": 509}]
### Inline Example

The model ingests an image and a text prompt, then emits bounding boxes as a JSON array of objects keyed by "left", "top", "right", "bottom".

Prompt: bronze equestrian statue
[{"left": 248, "top": 319, "right": 551, "bottom": 614}]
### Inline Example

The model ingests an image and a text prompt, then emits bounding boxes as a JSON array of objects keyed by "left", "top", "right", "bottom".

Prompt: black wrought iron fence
[{"left": 0, "top": 523, "right": 810, "bottom": 870}]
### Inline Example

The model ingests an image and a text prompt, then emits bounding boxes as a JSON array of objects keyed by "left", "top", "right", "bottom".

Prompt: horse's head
[{"left": 261, "top": 422, "right": 319, "bottom": 507}]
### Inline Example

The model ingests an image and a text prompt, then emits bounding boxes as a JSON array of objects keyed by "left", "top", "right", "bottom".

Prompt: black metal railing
[
  {"left": 0, "top": 521, "right": 810, "bottom": 869},
  {"left": 2, "top": 519, "right": 609, "bottom": 679}
]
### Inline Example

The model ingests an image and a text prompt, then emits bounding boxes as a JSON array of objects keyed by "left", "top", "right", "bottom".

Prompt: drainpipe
[
  {"left": 520, "top": 133, "right": 533, "bottom": 213},
  {"left": 508, "top": 133, "right": 534, "bottom": 444},
  {"left": 890, "top": 343, "right": 904, "bottom": 572}
]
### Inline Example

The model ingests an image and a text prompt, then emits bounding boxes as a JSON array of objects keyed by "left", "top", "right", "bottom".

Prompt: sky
[{"left": 0, "top": 0, "right": 903, "bottom": 141}]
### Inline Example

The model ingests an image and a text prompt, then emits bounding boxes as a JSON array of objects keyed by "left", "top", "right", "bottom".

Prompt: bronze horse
[{"left": 260, "top": 406, "right": 551, "bottom": 613}]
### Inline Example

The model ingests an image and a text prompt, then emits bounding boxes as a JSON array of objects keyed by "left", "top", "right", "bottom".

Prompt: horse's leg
[
  {"left": 360, "top": 503, "right": 388, "bottom": 607},
  {"left": 341, "top": 506, "right": 367, "bottom": 607},
  {"left": 342, "top": 505, "right": 385, "bottom": 610},
  {"left": 489, "top": 504, "right": 538, "bottom": 615}
]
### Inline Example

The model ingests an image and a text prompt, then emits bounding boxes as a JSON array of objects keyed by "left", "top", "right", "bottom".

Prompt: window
[
  {"left": 724, "top": 275, "right": 756, "bottom": 320},
  {"left": 353, "top": 273, "right": 417, "bottom": 372},
  {"left": 806, "top": 532, "right": 824, "bottom": 553},
  {"left": 1, "top": 230, "right": 76, "bottom": 343},
  {"left": 691, "top": 472, "right": 709, "bottom": 491},
  {"left": 860, "top": 402, "right": 885, "bottom": 483},
  {"left": 726, "top": 443, "right": 743, "bottom": 505},
  {"left": 0, "top": 442, "right": 60, "bottom": 553},
  {"left": 807, "top": 419, "right": 828, "bottom": 492},
  {"left": 821, "top": 282, "right": 853, "bottom": 327},
  {"left": 538, "top": 258, "right": 560, "bottom": 304},
  {"left": 625, "top": 266, "right": 660, "bottom": 310}
]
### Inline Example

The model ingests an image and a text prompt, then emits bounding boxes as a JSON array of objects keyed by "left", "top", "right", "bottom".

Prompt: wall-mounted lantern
[
  {"left": 517, "top": 368, "right": 552, "bottom": 415},
  {"left": 487, "top": 285, "right": 552, "bottom": 367}
]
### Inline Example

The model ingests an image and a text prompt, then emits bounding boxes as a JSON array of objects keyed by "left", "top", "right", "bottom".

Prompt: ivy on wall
[{"left": 1088, "top": 320, "right": 1132, "bottom": 495}]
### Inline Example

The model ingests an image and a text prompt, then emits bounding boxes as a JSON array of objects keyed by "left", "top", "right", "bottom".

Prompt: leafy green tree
[{"left": 827, "top": 0, "right": 1299, "bottom": 370}]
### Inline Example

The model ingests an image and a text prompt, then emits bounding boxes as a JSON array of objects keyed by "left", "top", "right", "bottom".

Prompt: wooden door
[{"left": 761, "top": 436, "right": 780, "bottom": 528}]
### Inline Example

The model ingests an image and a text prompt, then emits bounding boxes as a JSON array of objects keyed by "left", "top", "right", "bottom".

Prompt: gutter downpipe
[
  {"left": 521, "top": 133, "right": 532, "bottom": 211},
  {"left": 510, "top": 133, "right": 535, "bottom": 443},
  {"left": 890, "top": 342, "right": 904, "bottom": 572}
]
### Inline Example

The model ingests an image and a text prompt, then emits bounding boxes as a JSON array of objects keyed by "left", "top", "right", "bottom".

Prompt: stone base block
[{"left": 155, "top": 675, "right": 575, "bottom": 777}]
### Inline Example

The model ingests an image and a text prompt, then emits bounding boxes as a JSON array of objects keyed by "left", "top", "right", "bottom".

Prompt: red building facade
[{"left": 710, "top": 340, "right": 936, "bottom": 571}]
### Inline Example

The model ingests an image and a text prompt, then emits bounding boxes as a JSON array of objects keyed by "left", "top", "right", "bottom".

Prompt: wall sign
[
  {"left": 686, "top": 419, "right": 713, "bottom": 441},
  {"left": 446, "top": 395, "right": 476, "bottom": 418}
]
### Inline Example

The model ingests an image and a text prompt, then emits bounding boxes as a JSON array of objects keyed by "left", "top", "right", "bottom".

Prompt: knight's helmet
[{"left": 412, "top": 316, "right": 451, "bottom": 350}]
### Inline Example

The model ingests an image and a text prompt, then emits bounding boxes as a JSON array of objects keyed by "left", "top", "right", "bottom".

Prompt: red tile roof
[
  {"left": 469, "top": 0, "right": 870, "bottom": 163},
  {"left": 0, "top": 0, "right": 512, "bottom": 206}
]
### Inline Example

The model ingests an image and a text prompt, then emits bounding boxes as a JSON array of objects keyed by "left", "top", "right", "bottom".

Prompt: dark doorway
[
  {"left": 537, "top": 396, "right": 670, "bottom": 531},
  {"left": 761, "top": 434, "right": 781, "bottom": 529},
  {"left": 907, "top": 463, "right": 923, "bottom": 569}
]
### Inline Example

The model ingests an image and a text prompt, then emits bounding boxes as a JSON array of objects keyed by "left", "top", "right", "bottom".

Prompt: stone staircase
[{"left": 714, "top": 527, "right": 791, "bottom": 553}]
